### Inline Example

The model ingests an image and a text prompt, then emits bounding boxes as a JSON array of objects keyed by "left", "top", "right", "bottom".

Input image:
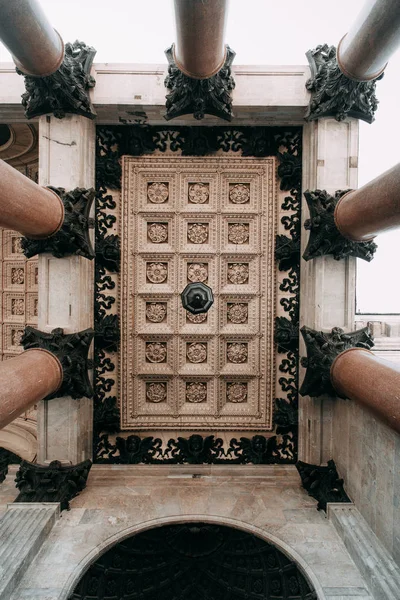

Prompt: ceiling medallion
[
  {"left": 187, "top": 263, "right": 208, "bottom": 283},
  {"left": 227, "top": 303, "right": 248, "bottom": 323},
  {"left": 227, "top": 342, "right": 248, "bottom": 363},
  {"left": 188, "top": 182, "right": 209, "bottom": 204},
  {"left": 146, "top": 382, "right": 167, "bottom": 403},
  {"left": 146, "top": 302, "right": 167, "bottom": 323},
  {"left": 227, "top": 263, "right": 249, "bottom": 284},
  {"left": 147, "top": 182, "right": 169, "bottom": 203},
  {"left": 148, "top": 223, "right": 168, "bottom": 243},
  {"left": 186, "top": 382, "right": 207, "bottom": 403},
  {"left": 229, "top": 183, "right": 250, "bottom": 204},
  {"left": 146, "top": 342, "right": 167, "bottom": 363},
  {"left": 147, "top": 262, "right": 168, "bottom": 283},
  {"left": 188, "top": 223, "right": 208, "bottom": 244},
  {"left": 228, "top": 223, "right": 249, "bottom": 244},
  {"left": 227, "top": 382, "right": 248, "bottom": 403},
  {"left": 187, "top": 342, "right": 207, "bottom": 363}
]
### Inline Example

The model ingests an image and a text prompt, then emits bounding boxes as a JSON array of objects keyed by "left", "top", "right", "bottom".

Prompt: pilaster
[
  {"left": 0, "top": 503, "right": 59, "bottom": 600},
  {"left": 299, "top": 118, "right": 358, "bottom": 464},
  {"left": 37, "top": 115, "right": 95, "bottom": 465}
]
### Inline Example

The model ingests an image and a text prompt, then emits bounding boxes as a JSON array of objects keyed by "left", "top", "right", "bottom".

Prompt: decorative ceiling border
[{"left": 94, "top": 125, "right": 302, "bottom": 465}]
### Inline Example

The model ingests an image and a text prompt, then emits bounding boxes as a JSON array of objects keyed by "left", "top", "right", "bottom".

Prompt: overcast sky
[{"left": 0, "top": 0, "right": 398, "bottom": 313}]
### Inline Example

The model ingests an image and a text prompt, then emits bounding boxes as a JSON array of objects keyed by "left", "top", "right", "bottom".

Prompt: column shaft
[
  {"left": 337, "top": 0, "right": 400, "bottom": 81},
  {"left": 0, "top": 159, "right": 64, "bottom": 238},
  {"left": 334, "top": 162, "right": 400, "bottom": 241},
  {"left": 0, "top": 349, "right": 62, "bottom": 430},
  {"left": 173, "top": 0, "right": 228, "bottom": 78},
  {"left": 331, "top": 348, "right": 400, "bottom": 434},
  {"left": 0, "top": 0, "right": 64, "bottom": 77}
]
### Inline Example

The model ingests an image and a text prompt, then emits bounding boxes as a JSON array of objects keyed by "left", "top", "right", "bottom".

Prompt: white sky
[{"left": 0, "top": 0, "right": 399, "bottom": 313}]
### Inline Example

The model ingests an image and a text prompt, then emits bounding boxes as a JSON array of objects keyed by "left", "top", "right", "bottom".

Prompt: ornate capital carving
[
  {"left": 22, "top": 187, "right": 95, "bottom": 260},
  {"left": 14, "top": 459, "right": 91, "bottom": 510},
  {"left": 164, "top": 45, "right": 235, "bottom": 121},
  {"left": 297, "top": 459, "right": 351, "bottom": 511},
  {"left": 305, "top": 44, "right": 381, "bottom": 123},
  {"left": 303, "top": 189, "right": 377, "bottom": 261},
  {"left": 0, "top": 449, "right": 21, "bottom": 484},
  {"left": 17, "top": 41, "right": 96, "bottom": 120},
  {"left": 300, "top": 325, "right": 374, "bottom": 397},
  {"left": 21, "top": 326, "right": 94, "bottom": 399}
]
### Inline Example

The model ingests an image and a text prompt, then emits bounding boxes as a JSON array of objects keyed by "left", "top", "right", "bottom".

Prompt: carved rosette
[
  {"left": 148, "top": 223, "right": 168, "bottom": 243},
  {"left": 227, "top": 263, "right": 249, "bottom": 284},
  {"left": 227, "top": 382, "right": 248, "bottom": 403},
  {"left": 305, "top": 43, "right": 381, "bottom": 123},
  {"left": 186, "top": 382, "right": 207, "bottom": 403},
  {"left": 22, "top": 187, "right": 95, "bottom": 260},
  {"left": 188, "top": 183, "right": 209, "bottom": 204},
  {"left": 11, "top": 268, "right": 24, "bottom": 284},
  {"left": 188, "top": 223, "right": 208, "bottom": 244},
  {"left": 21, "top": 326, "right": 94, "bottom": 399},
  {"left": 164, "top": 45, "right": 236, "bottom": 121},
  {"left": 303, "top": 189, "right": 377, "bottom": 262},
  {"left": 187, "top": 312, "right": 207, "bottom": 324},
  {"left": 147, "top": 262, "right": 168, "bottom": 283},
  {"left": 17, "top": 41, "right": 96, "bottom": 120},
  {"left": 187, "top": 263, "right": 208, "bottom": 283},
  {"left": 146, "top": 382, "right": 167, "bottom": 403},
  {"left": 227, "top": 303, "right": 248, "bottom": 324},
  {"left": 228, "top": 223, "right": 249, "bottom": 244},
  {"left": 187, "top": 342, "right": 207, "bottom": 363},
  {"left": 145, "top": 342, "right": 167, "bottom": 363},
  {"left": 227, "top": 343, "right": 248, "bottom": 363},
  {"left": 229, "top": 184, "right": 250, "bottom": 204},
  {"left": 147, "top": 182, "right": 169, "bottom": 203},
  {"left": 146, "top": 303, "right": 167, "bottom": 323},
  {"left": 300, "top": 325, "right": 374, "bottom": 397}
]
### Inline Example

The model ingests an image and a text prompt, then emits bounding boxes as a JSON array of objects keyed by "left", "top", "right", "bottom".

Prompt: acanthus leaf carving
[
  {"left": 300, "top": 325, "right": 374, "bottom": 398},
  {"left": 21, "top": 187, "right": 95, "bottom": 260},
  {"left": 303, "top": 189, "right": 377, "bottom": 261},
  {"left": 305, "top": 44, "right": 381, "bottom": 123},
  {"left": 14, "top": 459, "right": 92, "bottom": 511},
  {"left": 297, "top": 459, "right": 351, "bottom": 511},
  {"left": 17, "top": 41, "right": 96, "bottom": 120},
  {"left": 21, "top": 326, "right": 94, "bottom": 400},
  {"left": 164, "top": 45, "right": 236, "bottom": 121}
]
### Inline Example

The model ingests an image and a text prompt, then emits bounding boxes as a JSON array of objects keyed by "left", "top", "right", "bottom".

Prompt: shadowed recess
[{"left": 70, "top": 522, "right": 317, "bottom": 599}]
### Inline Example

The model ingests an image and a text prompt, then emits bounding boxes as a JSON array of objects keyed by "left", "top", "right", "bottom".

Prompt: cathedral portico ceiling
[{"left": 94, "top": 125, "right": 301, "bottom": 465}]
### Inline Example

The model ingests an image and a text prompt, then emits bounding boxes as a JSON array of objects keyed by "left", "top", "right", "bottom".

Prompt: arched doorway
[{"left": 70, "top": 522, "right": 317, "bottom": 599}]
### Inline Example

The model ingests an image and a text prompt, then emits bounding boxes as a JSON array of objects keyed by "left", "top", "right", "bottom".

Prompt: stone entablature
[{"left": 0, "top": 63, "right": 310, "bottom": 125}]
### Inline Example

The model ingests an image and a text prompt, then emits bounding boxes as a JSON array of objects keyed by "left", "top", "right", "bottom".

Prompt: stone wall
[
  {"left": 0, "top": 465, "right": 374, "bottom": 600},
  {"left": 332, "top": 397, "right": 400, "bottom": 566}
]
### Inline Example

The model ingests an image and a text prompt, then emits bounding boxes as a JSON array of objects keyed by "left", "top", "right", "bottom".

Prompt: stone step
[
  {"left": 329, "top": 504, "right": 400, "bottom": 600},
  {"left": 0, "top": 503, "right": 59, "bottom": 600}
]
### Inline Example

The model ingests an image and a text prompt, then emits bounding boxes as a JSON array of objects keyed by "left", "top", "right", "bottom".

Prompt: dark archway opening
[
  {"left": 0, "top": 125, "right": 11, "bottom": 146},
  {"left": 70, "top": 523, "right": 317, "bottom": 600}
]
